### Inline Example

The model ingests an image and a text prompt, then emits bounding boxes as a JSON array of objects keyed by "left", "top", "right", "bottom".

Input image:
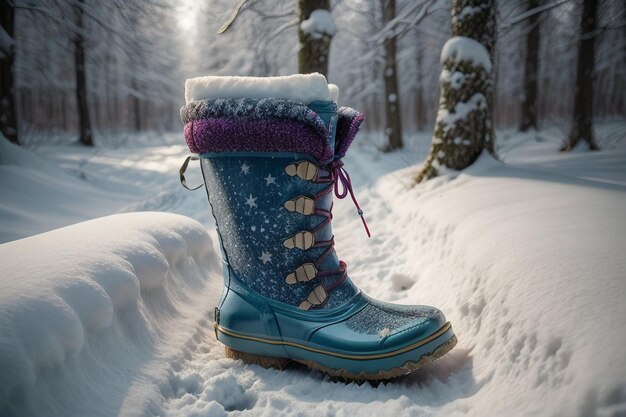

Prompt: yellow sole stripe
[{"left": 214, "top": 322, "right": 453, "bottom": 361}]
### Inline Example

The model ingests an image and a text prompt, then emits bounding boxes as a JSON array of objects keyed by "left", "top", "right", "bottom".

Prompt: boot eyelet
[
  {"left": 286, "top": 263, "right": 318, "bottom": 284},
  {"left": 283, "top": 196, "right": 315, "bottom": 215},
  {"left": 283, "top": 231, "right": 315, "bottom": 250},
  {"left": 298, "top": 285, "right": 327, "bottom": 310},
  {"left": 285, "top": 160, "right": 318, "bottom": 181}
]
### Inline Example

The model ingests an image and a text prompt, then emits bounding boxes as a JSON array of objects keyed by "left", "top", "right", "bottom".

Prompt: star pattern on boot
[
  {"left": 259, "top": 251, "right": 272, "bottom": 264},
  {"left": 264, "top": 173, "right": 276, "bottom": 186},
  {"left": 245, "top": 194, "right": 257, "bottom": 211},
  {"left": 240, "top": 162, "right": 250, "bottom": 175}
]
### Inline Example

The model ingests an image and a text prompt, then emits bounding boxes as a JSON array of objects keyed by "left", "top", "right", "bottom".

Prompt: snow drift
[
  {"left": 0, "top": 212, "right": 222, "bottom": 417},
  {"left": 1, "top": 125, "right": 625, "bottom": 417},
  {"left": 0, "top": 136, "right": 133, "bottom": 243}
]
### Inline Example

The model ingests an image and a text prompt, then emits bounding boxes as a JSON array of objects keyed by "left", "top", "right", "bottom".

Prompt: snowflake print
[
  {"left": 264, "top": 173, "right": 276, "bottom": 186},
  {"left": 259, "top": 251, "right": 272, "bottom": 264},
  {"left": 245, "top": 194, "right": 257, "bottom": 212}
]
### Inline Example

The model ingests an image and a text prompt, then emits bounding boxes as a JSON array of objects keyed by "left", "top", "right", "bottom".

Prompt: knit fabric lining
[
  {"left": 181, "top": 98, "right": 333, "bottom": 163},
  {"left": 335, "top": 107, "right": 365, "bottom": 159}
]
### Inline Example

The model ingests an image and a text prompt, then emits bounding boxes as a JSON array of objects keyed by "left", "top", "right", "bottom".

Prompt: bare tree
[
  {"left": 382, "top": 0, "right": 403, "bottom": 150},
  {"left": 520, "top": 0, "right": 540, "bottom": 132},
  {"left": 74, "top": 0, "right": 93, "bottom": 146},
  {"left": 298, "top": 0, "right": 334, "bottom": 75},
  {"left": 1, "top": 0, "right": 18, "bottom": 145},
  {"left": 561, "top": 0, "right": 599, "bottom": 151},
  {"left": 414, "top": 45, "right": 425, "bottom": 131},
  {"left": 415, "top": 0, "right": 496, "bottom": 183}
]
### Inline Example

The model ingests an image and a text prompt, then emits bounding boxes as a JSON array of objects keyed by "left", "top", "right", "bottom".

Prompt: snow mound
[
  {"left": 300, "top": 9, "right": 337, "bottom": 40},
  {"left": 184, "top": 73, "right": 331, "bottom": 104},
  {"left": 345, "top": 152, "right": 626, "bottom": 416},
  {"left": 441, "top": 36, "right": 492, "bottom": 72},
  {"left": 0, "top": 212, "right": 222, "bottom": 417}
]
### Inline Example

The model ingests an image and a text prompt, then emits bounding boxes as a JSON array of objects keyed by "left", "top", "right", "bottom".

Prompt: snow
[
  {"left": 300, "top": 9, "right": 337, "bottom": 40},
  {"left": 441, "top": 36, "right": 492, "bottom": 72},
  {"left": 436, "top": 93, "right": 486, "bottom": 132},
  {"left": 0, "top": 211, "right": 222, "bottom": 417},
  {"left": 328, "top": 83, "right": 339, "bottom": 102},
  {"left": 388, "top": 93, "right": 397, "bottom": 103},
  {"left": 0, "top": 136, "right": 131, "bottom": 243},
  {"left": 440, "top": 69, "right": 466, "bottom": 90},
  {"left": 1, "top": 121, "right": 626, "bottom": 416},
  {"left": 456, "top": 6, "right": 482, "bottom": 20},
  {"left": 184, "top": 73, "right": 331, "bottom": 104}
]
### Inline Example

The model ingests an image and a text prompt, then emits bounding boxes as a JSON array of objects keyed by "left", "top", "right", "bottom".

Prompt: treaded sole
[
  {"left": 224, "top": 346, "right": 291, "bottom": 370},
  {"left": 223, "top": 334, "right": 458, "bottom": 382}
]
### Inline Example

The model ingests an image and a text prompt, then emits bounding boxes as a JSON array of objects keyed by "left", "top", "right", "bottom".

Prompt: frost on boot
[{"left": 181, "top": 74, "right": 456, "bottom": 380}]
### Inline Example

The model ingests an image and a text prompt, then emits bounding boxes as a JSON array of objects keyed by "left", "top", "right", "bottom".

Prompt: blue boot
[{"left": 180, "top": 77, "right": 456, "bottom": 380}]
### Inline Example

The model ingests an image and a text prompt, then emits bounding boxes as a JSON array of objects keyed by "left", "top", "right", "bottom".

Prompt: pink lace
[
  {"left": 299, "top": 160, "right": 371, "bottom": 294},
  {"left": 329, "top": 160, "right": 371, "bottom": 237}
]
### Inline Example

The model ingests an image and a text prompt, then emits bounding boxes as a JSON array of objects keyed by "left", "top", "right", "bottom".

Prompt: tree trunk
[
  {"left": 298, "top": 0, "right": 332, "bottom": 76},
  {"left": 520, "top": 0, "right": 540, "bottom": 132},
  {"left": 382, "top": 0, "right": 403, "bottom": 151},
  {"left": 74, "top": 0, "right": 94, "bottom": 146},
  {"left": 415, "top": 45, "right": 424, "bottom": 131},
  {"left": 132, "top": 81, "right": 141, "bottom": 131},
  {"left": 561, "top": 0, "right": 599, "bottom": 151},
  {"left": 0, "top": 0, "right": 19, "bottom": 145},
  {"left": 415, "top": 0, "right": 496, "bottom": 183}
]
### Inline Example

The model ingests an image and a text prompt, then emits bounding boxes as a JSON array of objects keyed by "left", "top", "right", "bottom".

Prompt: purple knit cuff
[
  {"left": 181, "top": 98, "right": 333, "bottom": 163},
  {"left": 185, "top": 118, "right": 333, "bottom": 162},
  {"left": 335, "top": 107, "right": 365, "bottom": 159}
]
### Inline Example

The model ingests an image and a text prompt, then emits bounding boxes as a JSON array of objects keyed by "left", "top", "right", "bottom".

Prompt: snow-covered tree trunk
[
  {"left": 561, "top": 0, "right": 599, "bottom": 151},
  {"left": 382, "top": 0, "right": 403, "bottom": 151},
  {"left": 0, "top": 0, "right": 19, "bottom": 145},
  {"left": 520, "top": 0, "right": 540, "bottom": 132},
  {"left": 298, "top": 0, "right": 335, "bottom": 76},
  {"left": 74, "top": 0, "right": 94, "bottom": 146},
  {"left": 415, "top": 0, "right": 495, "bottom": 183}
]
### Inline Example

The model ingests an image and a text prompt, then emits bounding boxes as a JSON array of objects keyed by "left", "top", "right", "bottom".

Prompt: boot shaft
[{"left": 180, "top": 75, "right": 364, "bottom": 310}]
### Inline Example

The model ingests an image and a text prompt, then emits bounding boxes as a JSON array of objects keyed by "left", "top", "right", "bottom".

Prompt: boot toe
[{"left": 309, "top": 297, "right": 448, "bottom": 354}]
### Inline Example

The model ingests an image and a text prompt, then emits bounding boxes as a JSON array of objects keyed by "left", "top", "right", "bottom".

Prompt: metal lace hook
[{"left": 179, "top": 155, "right": 203, "bottom": 191}]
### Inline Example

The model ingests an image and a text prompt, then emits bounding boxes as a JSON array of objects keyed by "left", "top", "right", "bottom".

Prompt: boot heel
[{"left": 224, "top": 347, "right": 291, "bottom": 370}]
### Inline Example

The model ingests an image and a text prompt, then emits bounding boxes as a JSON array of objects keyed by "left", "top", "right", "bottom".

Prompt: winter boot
[{"left": 180, "top": 74, "right": 456, "bottom": 380}]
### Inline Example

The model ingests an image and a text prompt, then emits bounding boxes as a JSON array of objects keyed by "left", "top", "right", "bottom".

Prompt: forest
[{"left": 2, "top": 0, "right": 624, "bottom": 148}]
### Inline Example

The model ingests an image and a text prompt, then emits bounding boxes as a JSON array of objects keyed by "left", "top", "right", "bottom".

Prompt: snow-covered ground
[{"left": 1, "top": 121, "right": 625, "bottom": 416}]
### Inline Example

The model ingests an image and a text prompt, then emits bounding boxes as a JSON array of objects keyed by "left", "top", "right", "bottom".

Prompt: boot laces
[{"left": 286, "top": 160, "right": 370, "bottom": 302}]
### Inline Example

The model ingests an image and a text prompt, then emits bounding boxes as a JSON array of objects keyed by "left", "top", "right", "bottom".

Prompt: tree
[
  {"left": 561, "top": 0, "right": 599, "bottom": 151},
  {"left": 382, "top": 0, "right": 403, "bottom": 151},
  {"left": 73, "top": 0, "right": 94, "bottom": 146},
  {"left": 0, "top": 0, "right": 19, "bottom": 145},
  {"left": 414, "top": 44, "right": 425, "bottom": 131},
  {"left": 415, "top": 0, "right": 496, "bottom": 183},
  {"left": 520, "top": 0, "right": 540, "bottom": 132},
  {"left": 298, "top": 0, "right": 335, "bottom": 76}
]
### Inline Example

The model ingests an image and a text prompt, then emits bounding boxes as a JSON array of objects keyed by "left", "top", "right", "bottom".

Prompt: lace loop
[{"left": 329, "top": 160, "right": 371, "bottom": 238}]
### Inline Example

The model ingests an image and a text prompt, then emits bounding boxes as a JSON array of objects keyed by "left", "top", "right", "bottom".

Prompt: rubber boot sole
[{"left": 223, "top": 334, "right": 458, "bottom": 382}]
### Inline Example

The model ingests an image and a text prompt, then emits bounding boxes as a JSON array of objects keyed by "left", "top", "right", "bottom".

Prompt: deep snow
[
  {"left": 0, "top": 212, "right": 222, "bottom": 417},
  {"left": 1, "top": 122, "right": 625, "bottom": 416}
]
